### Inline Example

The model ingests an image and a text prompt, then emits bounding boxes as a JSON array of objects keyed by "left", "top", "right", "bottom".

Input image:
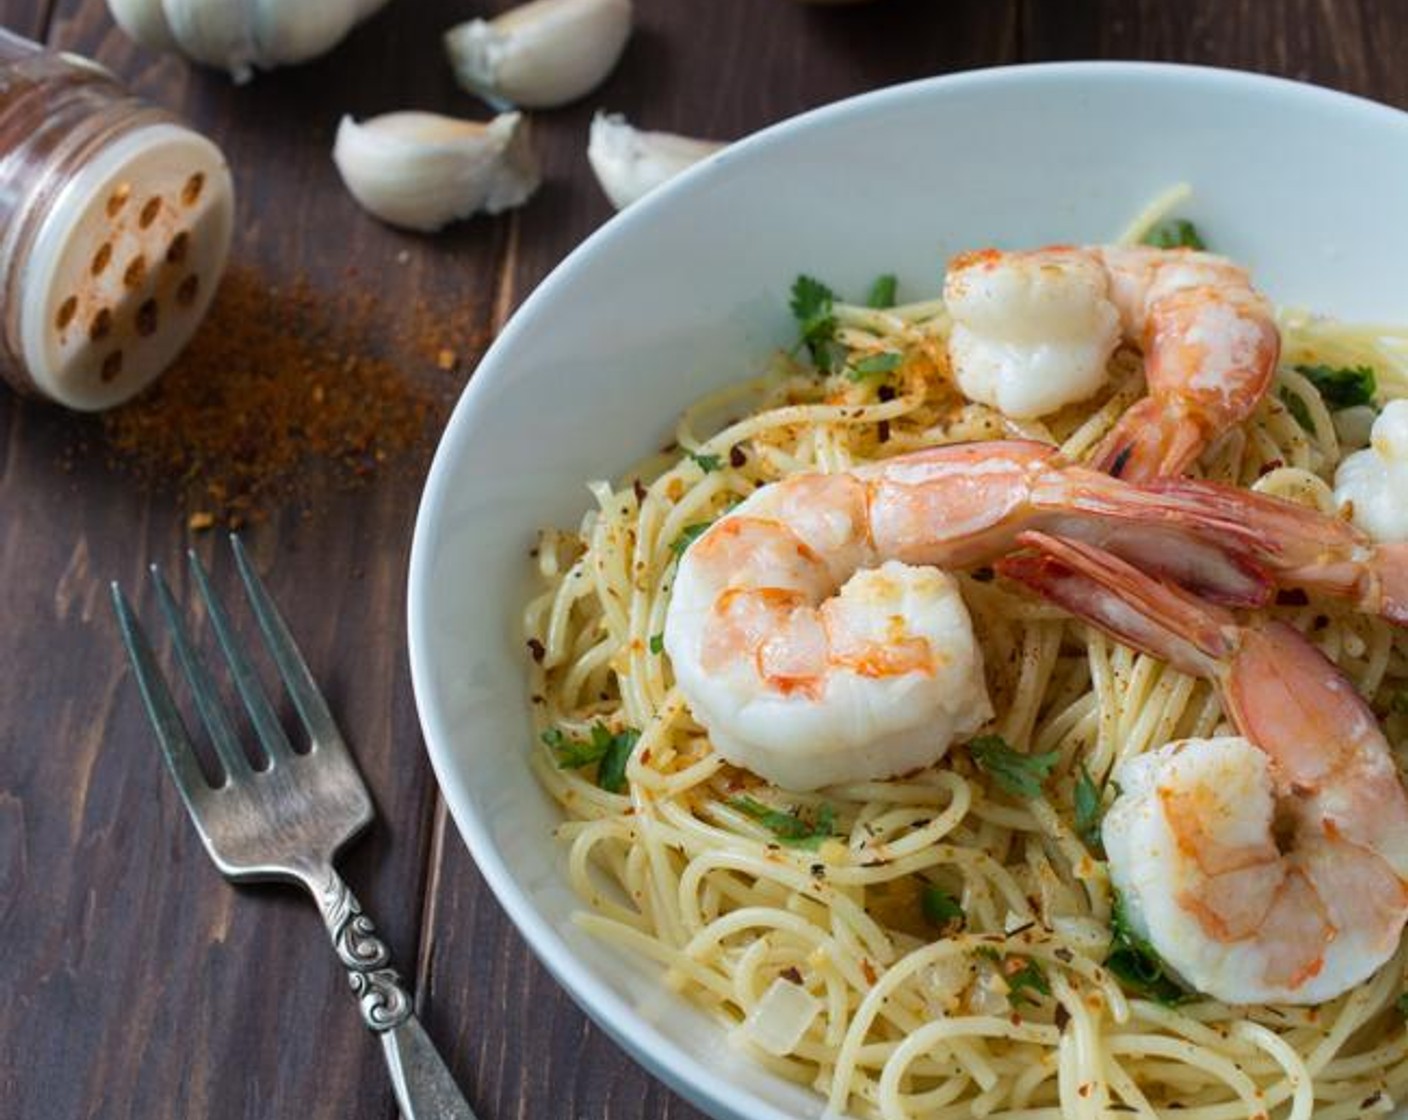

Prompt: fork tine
[
  {"left": 187, "top": 548, "right": 296, "bottom": 763},
  {"left": 231, "top": 535, "right": 345, "bottom": 752},
  {"left": 148, "top": 563, "right": 252, "bottom": 780},
  {"left": 110, "top": 582, "right": 212, "bottom": 801}
]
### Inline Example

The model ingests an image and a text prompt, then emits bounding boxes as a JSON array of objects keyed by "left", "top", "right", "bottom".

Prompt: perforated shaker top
[{"left": 19, "top": 120, "right": 233, "bottom": 410}]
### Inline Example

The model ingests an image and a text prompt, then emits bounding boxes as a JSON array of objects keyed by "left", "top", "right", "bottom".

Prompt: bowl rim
[{"left": 407, "top": 59, "right": 1408, "bottom": 1120}]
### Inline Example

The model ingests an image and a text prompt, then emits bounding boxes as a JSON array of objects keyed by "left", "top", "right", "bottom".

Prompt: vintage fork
[{"left": 110, "top": 537, "right": 475, "bottom": 1120}]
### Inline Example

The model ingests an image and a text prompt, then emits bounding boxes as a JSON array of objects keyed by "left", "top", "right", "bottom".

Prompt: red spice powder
[{"left": 89, "top": 264, "right": 486, "bottom": 527}]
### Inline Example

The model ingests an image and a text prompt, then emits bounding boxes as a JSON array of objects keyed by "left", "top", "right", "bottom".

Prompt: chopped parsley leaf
[
  {"left": 848, "top": 351, "right": 903, "bottom": 381},
  {"left": 648, "top": 633, "right": 664, "bottom": 655},
  {"left": 730, "top": 796, "right": 839, "bottom": 850},
  {"left": 1295, "top": 363, "right": 1377, "bottom": 410},
  {"left": 867, "top": 273, "right": 898, "bottom": 309},
  {"left": 790, "top": 275, "right": 838, "bottom": 372},
  {"left": 670, "top": 522, "right": 712, "bottom": 558},
  {"left": 968, "top": 735, "right": 1060, "bottom": 799},
  {"left": 1280, "top": 387, "right": 1316, "bottom": 433},
  {"left": 1005, "top": 956, "right": 1052, "bottom": 1006},
  {"left": 688, "top": 450, "right": 723, "bottom": 473},
  {"left": 1074, "top": 764, "right": 1103, "bottom": 851},
  {"left": 596, "top": 729, "right": 637, "bottom": 793},
  {"left": 1397, "top": 992, "right": 1408, "bottom": 1016},
  {"left": 921, "top": 885, "right": 965, "bottom": 928},
  {"left": 976, "top": 948, "right": 1050, "bottom": 1007},
  {"left": 1141, "top": 217, "right": 1206, "bottom": 251},
  {"left": 545, "top": 723, "right": 638, "bottom": 793},
  {"left": 1107, "top": 889, "right": 1188, "bottom": 1005}
]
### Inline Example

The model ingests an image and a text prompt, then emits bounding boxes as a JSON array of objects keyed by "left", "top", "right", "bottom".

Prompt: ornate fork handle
[
  {"left": 311, "top": 866, "right": 476, "bottom": 1119},
  {"left": 317, "top": 867, "right": 414, "bottom": 1030}
]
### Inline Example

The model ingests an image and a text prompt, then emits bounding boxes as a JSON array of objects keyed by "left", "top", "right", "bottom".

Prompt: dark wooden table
[{"left": 3, "top": 2, "right": 1405, "bottom": 1118}]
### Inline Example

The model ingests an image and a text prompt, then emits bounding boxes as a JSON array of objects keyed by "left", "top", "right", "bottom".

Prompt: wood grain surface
[{"left": 0, "top": 2, "right": 1402, "bottom": 1119}]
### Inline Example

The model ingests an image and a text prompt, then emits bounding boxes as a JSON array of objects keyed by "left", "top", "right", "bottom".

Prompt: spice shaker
[{"left": 0, "top": 30, "right": 233, "bottom": 410}]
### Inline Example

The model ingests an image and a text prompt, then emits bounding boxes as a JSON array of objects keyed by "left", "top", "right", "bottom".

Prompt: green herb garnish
[
  {"left": 596, "top": 729, "right": 637, "bottom": 793},
  {"left": 848, "top": 351, "right": 902, "bottom": 381},
  {"left": 790, "top": 275, "right": 838, "bottom": 371},
  {"left": 688, "top": 450, "right": 723, "bottom": 473},
  {"left": 1006, "top": 956, "right": 1052, "bottom": 1007},
  {"left": 1141, "top": 218, "right": 1206, "bottom": 251},
  {"left": 1107, "top": 890, "right": 1188, "bottom": 1005},
  {"left": 1397, "top": 992, "right": 1408, "bottom": 1016},
  {"left": 867, "top": 273, "right": 898, "bottom": 309},
  {"left": 1280, "top": 387, "right": 1316, "bottom": 433},
  {"left": 976, "top": 948, "right": 1050, "bottom": 1007},
  {"left": 1295, "top": 363, "right": 1377, "bottom": 410},
  {"left": 648, "top": 633, "right": 664, "bottom": 655},
  {"left": 921, "top": 885, "right": 965, "bottom": 929},
  {"left": 968, "top": 735, "right": 1060, "bottom": 799},
  {"left": 545, "top": 723, "right": 638, "bottom": 793},
  {"left": 1074, "top": 764, "right": 1104, "bottom": 851},
  {"left": 670, "top": 522, "right": 712, "bottom": 558},
  {"left": 731, "top": 796, "right": 839, "bottom": 850}
]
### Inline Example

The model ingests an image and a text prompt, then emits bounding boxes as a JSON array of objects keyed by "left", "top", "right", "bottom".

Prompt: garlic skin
[
  {"left": 587, "top": 112, "right": 724, "bottom": 210},
  {"left": 445, "top": 0, "right": 633, "bottom": 110},
  {"left": 106, "top": 0, "right": 391, "bottom": 82},
  {"left": 1333, "top": 399, "right": 1408, "bottom": 541},
  {"left": 332, "top": 111, "right": 540, "bottom": 233},
  {"left": 107, "top": 0, "right": 178, "bottom": 52}
]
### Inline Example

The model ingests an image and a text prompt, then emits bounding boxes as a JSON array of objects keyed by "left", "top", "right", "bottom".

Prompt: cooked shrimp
[
  {"left": 999, "top": 531, "right": 1408, "bottom": 1004},
  {"left": 663, "top": 440, "right": 1272, "bottom": 792},
  {"left": 945, "top": 246, "right": 1280, "bottom": 479},
  {"left": 1144, "top": 474, "right": 1408, "bottom": 624},
  {"left": 943, "top": 249, "right": 1121, "bottom": 418}
]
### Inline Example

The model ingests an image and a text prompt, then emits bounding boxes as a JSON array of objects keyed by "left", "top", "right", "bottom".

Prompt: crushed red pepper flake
[{"left": 88, "top": 265, "right": 489, "bottom": 525}]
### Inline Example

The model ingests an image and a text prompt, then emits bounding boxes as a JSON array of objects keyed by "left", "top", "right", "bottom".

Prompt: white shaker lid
[{"left": 19, "top": 119, "right": 234, "bottom": 410}]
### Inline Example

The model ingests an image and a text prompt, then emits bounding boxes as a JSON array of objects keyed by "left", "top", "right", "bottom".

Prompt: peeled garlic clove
[
  {"left": 333, "top": 111, "right": 540, "bottom": 233},
  {"left": 587, "top": 112, "right": 724, "bottom": 209},
  {"left": 445, "top": 0, "right": 633, "bottom": 110}
]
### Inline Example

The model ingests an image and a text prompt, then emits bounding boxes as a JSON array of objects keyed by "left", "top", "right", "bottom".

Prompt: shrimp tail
[
  {"left": 1092, "top": 397, "right": 1207, "bottom": 480},
  {"left": 1032, "top": 464, "right": 1275, "bottom": 607},
  {"left": 997, "top": 530, "right": 1237, "bottom": 676},
  {"left": 1144, "top": 478, "right": 1408, "bottom": 625},
  {"left": 1001, "top": 530, "right": 1401, "bottom": 795}
]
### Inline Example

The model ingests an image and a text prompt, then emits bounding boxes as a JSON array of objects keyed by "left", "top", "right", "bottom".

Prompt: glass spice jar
[{"left": 0, "top": 30, "right": 233, "bottom": 410}]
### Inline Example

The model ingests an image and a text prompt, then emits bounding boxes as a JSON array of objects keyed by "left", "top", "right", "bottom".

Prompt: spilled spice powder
[{"left": 93, "top": 264, "right": 481, "bottom": 526}]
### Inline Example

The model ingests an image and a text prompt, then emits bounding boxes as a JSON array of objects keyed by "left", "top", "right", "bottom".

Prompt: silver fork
[{"left": 110, "top": 536, "right": 475, "bottom": 1120}]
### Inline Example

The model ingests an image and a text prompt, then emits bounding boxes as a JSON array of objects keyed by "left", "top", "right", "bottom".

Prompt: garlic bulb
[
  {"left": 1333, "top": 399, "right": 1408, "bottom": 542},
  {"left": 587, "top": 112, "right": 724, "bottom": 209},
  {"left": 445, "top": 0, "right": 633, "bottom": 110},
  {"left": 332, "top": 112, "right": 540, "bottom": 233},
  {"left": 107, "top": 0, "right": 390, "bottom": 83}
]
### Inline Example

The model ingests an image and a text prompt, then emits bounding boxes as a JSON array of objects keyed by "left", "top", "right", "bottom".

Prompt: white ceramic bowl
[{"left": 408, "top": 62, "right": 1408, "bottom": 1120}]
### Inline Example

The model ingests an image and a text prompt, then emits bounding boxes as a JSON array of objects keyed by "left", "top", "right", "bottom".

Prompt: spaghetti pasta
[{"left": 522, "top": 224, "right": 1408, "bottom": 1117}]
